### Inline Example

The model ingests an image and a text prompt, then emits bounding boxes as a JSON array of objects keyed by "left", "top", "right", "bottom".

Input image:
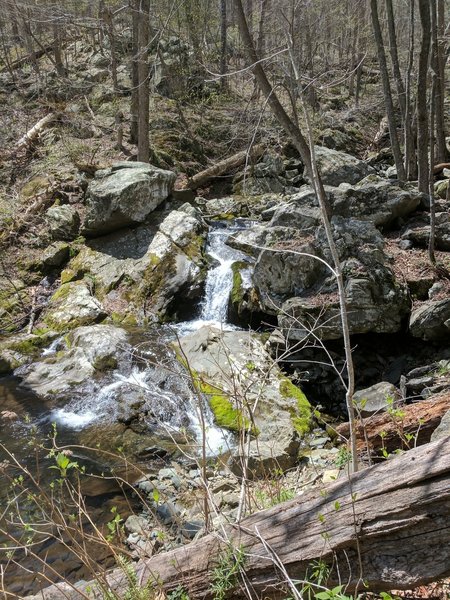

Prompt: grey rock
[
  {"left": 22, "top": 324, "right": 128, "bottom": 397},
  {"left": 0, "top": 349, "right": 26, "bottom": 374},
  {"left": 125, "top": 515, "right": 150, "bottom": 535},
  {"left": 82, "top": 162, "right": 176, "bottom": 236},
  {"left": 228, "top": 431, "right": 301, "bottom": 478},
  {"left": 67, "top": 324, "right": 128, "bottom": 370},
  {"left": 274, "top": 218, "right": 408, "bottom": 341},
  {"left": 180, "top": 520, "right": 203, "bottom": 540},
  {"left": 176, "top": 325, "right": 312, "bottom": 474},
  {"left": 41, "top": 242, "right": 70, "bottom": 269},
  {"left": 409, "top": 299, "right": 450, "bottom": 341},
  {"left": 62, "top": 208, "right": 206, "bottom": 320},
  {"left": 313, "top": 146, "right": 373, "bottom": 186},
  {"left": 42, "top": 281, "right": 106, "bottom": 331},
  {"left": 430, "top": 409, "right": 450, "bottom": 442},
  {"left": 155, "top": 501, "right": 181, "bottom": 526},
  {"left": 354, "top": 382, "right": 400, "bottom": 416},
  {"left": 334, "top": 176, "right": 422, "bottom": 227},
  {"left": 46, "top": 205, "right": 80, "bottom": 240},
  {"left": 254, "top": 242, "right": 325, "bottom": 313}
]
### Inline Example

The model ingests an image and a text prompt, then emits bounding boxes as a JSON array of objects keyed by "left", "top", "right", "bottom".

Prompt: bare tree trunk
[
  {"left": 137, "top": 0, "right": 150, "bottom": 162},
  {"left": 404, "top": 0, "right": 417, "bottom": 180},
  {"left": 434, "top": 0, "right": 448, "bottom": 163},
  {"left": 238, "top": 0, "right": 357, "bottom": 472},
  {"left": 428, "top": 1, "right": 438, "bottom": 265},
  {"left": 188, "top": 143, "right": 265, "bottom": 189},
  {"left": 219, "top": 0, "right": 228, "bottom": 90},
  {"left": 417, "top": 0, "right": 431, "bottom": 193},
  {"left": 52, "top": 22, "right": 66, "bottom": 77},
  {"left": 20, "top": 12, "right": 39, "bottom": 75},
  {"left": 232, "top": 0, "right": 316, "bottom": 209},
  {"left": 370, "top": 0, "right": 406, "bottom": 181},
  {"left": 25, "top": 438, "right": 450, "bottom": 600},
  {"left": 385, "top": 0, "right": 406, "bottom": 121},
  {"left": 256, "top": 0, "right": 268, "bottom": 56},
  {"left": 129, "top": 0, "right": 139, "bottom": 145},
  {"left": 102, "top": 6, "right": 118, "bottom": 93}
]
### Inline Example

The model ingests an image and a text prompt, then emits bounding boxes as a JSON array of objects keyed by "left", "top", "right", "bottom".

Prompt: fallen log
[
  {"left": 14, "top": 112, "right": 62, "bottom": 153},
  {"left": 434, "top": 162, "right": 450, "bottom": 175},
  {"left": 0, "top": 44, "right": 55, "bottom": 73},
  {"left": 26, "top": 437, "right": 450, "bottom": 599},
  {"left": 187, "top": 143, "right": 265, "bottom": 190},
  {"left": 336, "top": 393, "right": 450, "bottom": 456}
]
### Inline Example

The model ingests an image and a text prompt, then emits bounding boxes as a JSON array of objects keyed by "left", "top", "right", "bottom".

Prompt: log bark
[
  {"left": 14, "top": 113, "right": 62, "bottom": 153},
  {"left": 26, "top": 438, "right": 450, "bottom": 599},
  {"left": 336, "top": 393, "right": 450, "bottom": 455},
  {"left": 187, "top": 143, "right": 265, "bottom": 190}
]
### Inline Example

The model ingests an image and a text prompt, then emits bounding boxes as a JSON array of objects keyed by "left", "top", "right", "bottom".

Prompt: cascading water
[
  {"left": 4, "top": 221, "right": 254, "bottom": 458},
  {"left": 179, "top": 220, "right": 254, "bottom": 333}
]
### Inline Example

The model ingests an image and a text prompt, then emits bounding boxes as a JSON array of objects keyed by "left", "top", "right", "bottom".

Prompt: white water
[
  {"left": 47, "top": 221, "right": 254, "bottom": 455},
  {"left": 176, "top": 222, "right": 253, "bottom": 334}
]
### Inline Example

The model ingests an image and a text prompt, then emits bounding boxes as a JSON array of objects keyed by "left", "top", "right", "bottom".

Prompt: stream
[{"left": 0, "top": 220, "right": 254, "bottom": 595}]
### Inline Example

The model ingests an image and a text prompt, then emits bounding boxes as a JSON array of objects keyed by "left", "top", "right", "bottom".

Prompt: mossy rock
[
  {"left": 279, "top": 377, "right": 313, "bottom": 435},
  {"left": 196, "top": 378, "right": 253, "bottom": 433}
]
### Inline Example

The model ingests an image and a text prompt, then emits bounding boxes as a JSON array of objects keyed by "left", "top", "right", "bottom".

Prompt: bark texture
[
  {"left": 336, "top": 393, "right": 450, "bottom": 455},
  {"left": 26, "top": 438, "right": 450, "bottom": 599},
  {"left": 188, "top": 143, "right": 265, "bottom": 189}
]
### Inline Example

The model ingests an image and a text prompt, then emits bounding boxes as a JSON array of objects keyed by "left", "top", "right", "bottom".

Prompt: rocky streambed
[{"left": 1, "top": 149, "right": 450, "bottom": 596}]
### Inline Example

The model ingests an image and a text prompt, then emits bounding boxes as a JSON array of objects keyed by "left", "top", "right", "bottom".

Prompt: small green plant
[
  {"left": 104, "top": 555, "right": 154, "bottom": 600},
  {"left": 48, "top": 451, "right": 79, "bottom": 478},
  {"left": 168, "top": 585, "right": 190, "bottom": 600},
  {"left": 335, "top": 446, "right": 351, "bottom": 468},
  {"left": 210, "top": 545, "right": 246, "bottom": 600}
]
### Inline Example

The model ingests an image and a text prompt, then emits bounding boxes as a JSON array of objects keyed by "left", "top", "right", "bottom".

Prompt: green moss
[
  {"left": 279, "top": 377, "right": 312, "bottom": 435},
  {"left": 92, "top": 355, "right": 117, "bottom": 371},
  {"left": 111, "top": 311, "right": 137, "bottom": 326},
  {"left": 172, "top": 349, "right": 254, "bottom": 434},
  {"left": 198, "top": 379, "right": 252, "bottom": 433},
  {"left": 50, "top": 283, "right": 72, "bottom": 302},
  {"left": 230, "top": 261, "right": 248, "bottom": 306},
  {"left": 61, "top": 268, "right": 77, "bottom": 284},
  {"left": 9, "top": 336, "right": 47, "bottom": 355}
]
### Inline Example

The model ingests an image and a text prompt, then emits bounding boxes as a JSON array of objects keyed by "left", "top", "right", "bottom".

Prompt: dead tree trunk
[
  {"left": 26, "top": 438, "right": 450, "bottom": 600},
  {"left": 417, "top": 0, "right": 431, "bottom": 194},
  {"left": 14, "top": 113, "right": 62, "bottom": 154},
  {"left": 370, "top": 0, "right": 406, "bottom": 181},
  {"left": 336, "top": 393, "right": 450, "bottom": 455},
  {"left": 187, "top": 143, "right": 265, "bottom": 189}
]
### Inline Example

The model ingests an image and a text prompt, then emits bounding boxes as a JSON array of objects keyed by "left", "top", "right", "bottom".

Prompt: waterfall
[{"left": 178, "top": 220, "right": 253, "bottom": 333}]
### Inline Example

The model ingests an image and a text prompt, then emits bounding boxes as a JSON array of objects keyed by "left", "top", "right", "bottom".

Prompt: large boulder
[
  {"left": 270, "top": 218, "right": 409, "bottom": 341},
  {"left": 22, "top": 324, "right": 128, "bottom": 397},
  {"left": 253, "top": 242, "right": 325, "bottom": 314},
  {"left": 61, "top": 206, "right": 206, "bottom": 322},
  {"left": 402, "top": 211, "right": 450, "bottom": 251},
  {"left": 409, "top": 299, "right": 450, "bottom": 341},
  {"left": 176, "top": 325, "right": 313, "bottom": 476},
  {"left": 313, "top": 146, "right": 372, "bottom": 186},
  {"left": 333, "top": 176, "right": 422, "bottom": 227},
  {"left": 82, "top": 162, "right": 176, "bottom": 236}
]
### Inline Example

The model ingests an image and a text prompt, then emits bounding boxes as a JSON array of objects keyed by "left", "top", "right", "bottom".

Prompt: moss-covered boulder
[
  {"left": 175, "top": 325, "right": 313, "bottom": 476},
  {"left": 22, "top": 324, "right": 129, "bottom": 397},
  {"left": 59, "top": 206, "right": 206, "bottom": 323},
  {"left": 0, "top": 330, "right": 59, "bottom": 374},
  {"left": 41, "top": 280, "right": 107, "bottom": 332}
]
